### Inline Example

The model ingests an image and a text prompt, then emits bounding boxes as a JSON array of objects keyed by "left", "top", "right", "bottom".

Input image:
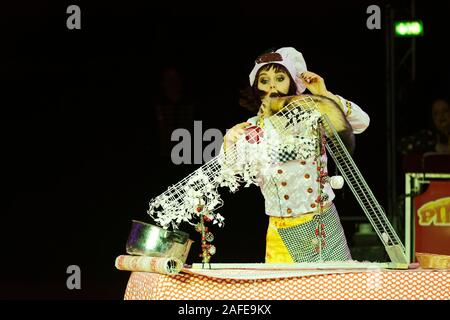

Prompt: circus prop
[{"left": 147, "top": 94, "right": 408, "bottom": 264}]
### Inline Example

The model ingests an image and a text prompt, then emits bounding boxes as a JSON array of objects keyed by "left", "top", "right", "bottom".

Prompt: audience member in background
[
  {"left": 154, "top": 66, "right": 195, "bottom": 159},
  {"left": 400, "top": 98, "right": 450, "bottom": 155}
]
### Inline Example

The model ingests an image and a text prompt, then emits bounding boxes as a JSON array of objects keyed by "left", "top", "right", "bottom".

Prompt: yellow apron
[{"left": 265, "top": 213, "right": 316, "bottom": 263}]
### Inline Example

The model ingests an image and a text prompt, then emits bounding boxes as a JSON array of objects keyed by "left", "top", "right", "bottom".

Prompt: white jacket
[{"left": 247, "top": 96, "right": 370, "bottom": 217}]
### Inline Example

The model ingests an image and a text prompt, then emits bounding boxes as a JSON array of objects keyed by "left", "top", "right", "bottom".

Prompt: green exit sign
[{"left": 395, "top": 20, "right": 424, "bottom": 37}]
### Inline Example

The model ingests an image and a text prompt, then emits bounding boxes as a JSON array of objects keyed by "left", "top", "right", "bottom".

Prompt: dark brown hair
[{"left": 239, "top": 63, "right": 297, "bottom": 114}]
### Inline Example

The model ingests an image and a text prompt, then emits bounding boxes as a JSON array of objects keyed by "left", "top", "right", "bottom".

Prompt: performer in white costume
[{"left": 224, "top": 47, "right": 370, "bottom": 263}]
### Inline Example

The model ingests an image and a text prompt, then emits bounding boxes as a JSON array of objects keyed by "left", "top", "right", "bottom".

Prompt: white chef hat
[{"left": 249, "top": 47, "right": 308, "bottom": 94}]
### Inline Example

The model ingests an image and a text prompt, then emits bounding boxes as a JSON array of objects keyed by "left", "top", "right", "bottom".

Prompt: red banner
[{"left": 414, "top": 181, "right": 450, "bottom": 258}]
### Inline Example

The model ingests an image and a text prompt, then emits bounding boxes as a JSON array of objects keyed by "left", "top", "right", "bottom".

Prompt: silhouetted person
[
  {"left": 154, "top": 66, "right": 195, "bottom": 159},
  {"left": 400, "top": 98, "right": 450, "bottom": 155}
]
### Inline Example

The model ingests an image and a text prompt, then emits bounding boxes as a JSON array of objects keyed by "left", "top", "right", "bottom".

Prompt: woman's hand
[
  {"left": 224, "top": 122, "right": 252, "bottom": 150},
  {"left": 300, "top": 71, "right": 329, "bottom": 96},
  {"left": 301, "top": 71, "right": 343, "bottom": 109},
  {"left": 257, "top": 95, "right": 274, "bottom": 118}
]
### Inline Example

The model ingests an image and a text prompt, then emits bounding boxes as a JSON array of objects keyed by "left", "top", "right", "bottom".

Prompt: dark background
[{"left": 1, "top": 0, "right": 449, "bottom": 299}]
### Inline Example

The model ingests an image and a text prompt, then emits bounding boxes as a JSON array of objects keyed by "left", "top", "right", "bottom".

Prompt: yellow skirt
[{"left": 265, "top": 213, "right": 316, "bottom": 263}]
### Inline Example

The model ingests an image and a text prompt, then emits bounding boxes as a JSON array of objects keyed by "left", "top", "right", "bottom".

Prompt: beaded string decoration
[
  {"left": 313, "top": 124, "right": 329, "bottom": 260},
  {"left": 194, "top": 204, "right": 216, "bottom": 268}
]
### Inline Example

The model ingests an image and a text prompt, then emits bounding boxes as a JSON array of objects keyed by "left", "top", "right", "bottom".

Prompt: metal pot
[{"left": 126, "top": 220, "right": 193, "bottom": 263}]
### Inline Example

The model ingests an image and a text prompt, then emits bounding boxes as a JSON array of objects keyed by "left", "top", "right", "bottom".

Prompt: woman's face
[
  {"left": 432, "top": 99, "right": 450, "bottom": 134},
  {"left": 257, "top": 66, "right": 291, "bottom": 98}
]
